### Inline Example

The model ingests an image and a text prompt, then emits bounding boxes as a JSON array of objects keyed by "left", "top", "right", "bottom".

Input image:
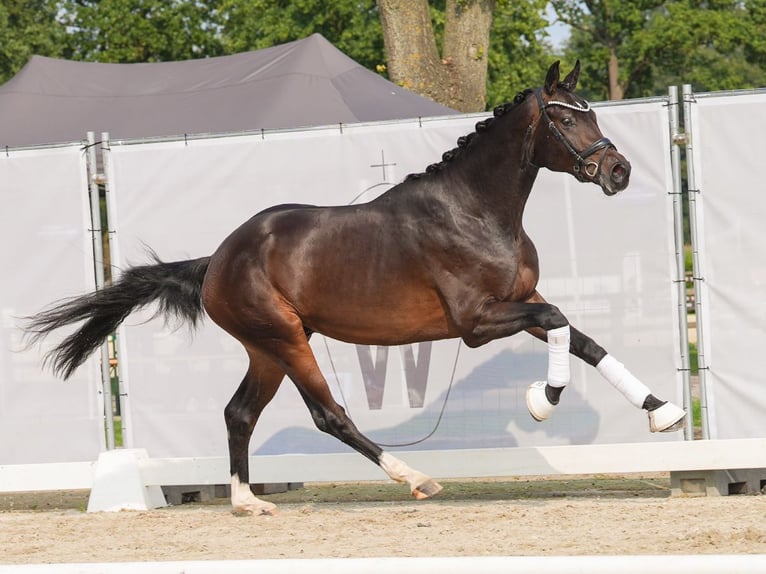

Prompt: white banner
[
  {"left": 689, "top": 90, "right": 766, "bottom": 439},
  {"left": 0, "top": 145, "right": 103, "bottom": 464},
  {"left": 106, "top": 100, "right": 681, "bottom": 466}
]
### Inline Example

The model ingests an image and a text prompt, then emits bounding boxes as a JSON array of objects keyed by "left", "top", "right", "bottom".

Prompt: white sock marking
[{"left": 230, "top": 473, "right": 276, "bottom": 515}]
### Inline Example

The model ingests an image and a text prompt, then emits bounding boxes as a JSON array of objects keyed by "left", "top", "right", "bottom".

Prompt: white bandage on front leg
[
  {"left": 547, "top": 325, "right": 571, "bottom": 388},
  {"left": 526, "top": 325, "right": 571, "bottom": 422},
  {"left": 596, "top": 354, "right": 651, "bottom": 409}
]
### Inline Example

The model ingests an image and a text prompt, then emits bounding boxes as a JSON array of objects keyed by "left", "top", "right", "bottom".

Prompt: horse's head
[{"left": 525, "top": 61, "right": 631, "bottom": 196}]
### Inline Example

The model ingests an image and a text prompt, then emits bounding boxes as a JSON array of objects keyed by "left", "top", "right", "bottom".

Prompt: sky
[{"left": 545, "top": 4, "right": 571, "bottom": 49}]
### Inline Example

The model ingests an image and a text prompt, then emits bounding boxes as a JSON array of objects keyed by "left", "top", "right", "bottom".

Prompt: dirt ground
[{"left": 2, "top": 475, "right": 766, "bottom": 565}]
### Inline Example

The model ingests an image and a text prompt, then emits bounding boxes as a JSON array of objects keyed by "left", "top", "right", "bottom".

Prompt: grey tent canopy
[{"left": 0, "top": 33, "right": 456, "bottom": 148}]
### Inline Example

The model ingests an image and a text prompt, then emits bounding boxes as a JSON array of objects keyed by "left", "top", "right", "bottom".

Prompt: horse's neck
[{"left": 448, "top": 120, "right": 538, "bottom": 233}]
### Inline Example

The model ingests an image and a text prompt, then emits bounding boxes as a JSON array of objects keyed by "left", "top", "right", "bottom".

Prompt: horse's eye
[{"left": 561, "top": 116, "right": 574, "bottom": 128}]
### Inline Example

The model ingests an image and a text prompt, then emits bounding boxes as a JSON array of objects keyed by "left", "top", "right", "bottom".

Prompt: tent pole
[
  {"left": 682, "top": 85, "right": 711, "bottom": 439},
  {"left": 101, "top": 132, "right": 134, "bottom": 448},
  {"left": 86, "top": 131, "right": 115, "bottom": 450},
  {"left": 668, "top": 86, "right": 693, "bottom": 440}
]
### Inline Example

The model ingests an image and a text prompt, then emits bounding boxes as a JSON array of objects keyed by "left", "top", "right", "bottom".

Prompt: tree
[
  {"left": 219, "top": 0, "right": 552, "bottom": 112},
  {"left": 2, "top": 0, "right": 553, "bottom": 112},
  {"left": 551, "top": 0, "right": 666, "bottom": 100},
  {"left": 553, "top": 0, "right": 766, "bottom": 101},
  {"left": 485, "top": 0, "right": 554, "bottom": 108},
  {"left": 648, "top": 1, "right": 766, "bottom": 93},
  {"left": 59, "top": 0, "right": 224, "bottom": 63},
  {"left": 376, "top": 0, "right": 553, "bottom": 111},
  {"left": 218, "top": 0, "right": 384, "bottom": 72},
  {"left": 0, "top": 0, "right": 64, "bottom": 84},
  {"left": 377, "top": 0, "right": 494, "bottom": 112}
]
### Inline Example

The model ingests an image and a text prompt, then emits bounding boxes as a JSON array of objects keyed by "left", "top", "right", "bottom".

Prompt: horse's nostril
[{"left": 611, "top": 162, "right": 629, "bottom": 183}]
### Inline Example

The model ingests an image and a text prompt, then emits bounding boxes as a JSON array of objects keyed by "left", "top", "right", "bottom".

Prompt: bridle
[{"left": 526, "top": 88, "right": 616, "bottom": 182}]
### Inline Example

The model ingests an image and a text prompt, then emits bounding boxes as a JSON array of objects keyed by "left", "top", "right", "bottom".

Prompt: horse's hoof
[
  {"left": 648, "top": 402, "right": 686, "bottom": 432},
  {"left": 231, "top": 500, "right": 279, "bottom": 517},
  {"left": 412, "top": 479, "right": 443, "bottom": 500},
  {"left": 526, "top": 381, "right": 555, "bottom": 422}
]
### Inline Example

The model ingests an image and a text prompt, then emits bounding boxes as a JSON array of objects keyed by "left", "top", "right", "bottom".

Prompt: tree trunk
[
  {"left": 607, "top": 47, "right": 624, "bottom": 100},
  {"left": 377, "top": 0, "right": 495, "bottom": 112},
  {"left": 443, "top": 0, "right": 494, "bottom": 111}
]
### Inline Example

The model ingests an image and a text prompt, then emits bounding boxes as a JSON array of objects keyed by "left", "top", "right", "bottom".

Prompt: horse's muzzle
[{"left": 601, "top": 157, "right": 631, "bottom": 196}]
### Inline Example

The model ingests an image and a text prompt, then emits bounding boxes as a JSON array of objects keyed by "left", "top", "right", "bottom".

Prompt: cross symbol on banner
[{"left": 370, "top": 150, "right": 397, "bottom": 182}]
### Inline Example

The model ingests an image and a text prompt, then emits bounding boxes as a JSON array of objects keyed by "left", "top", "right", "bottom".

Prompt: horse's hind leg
[
  {"left": 275, "top": 322, "right": 442, "bottom": 499},
  {"left": 293, "top": 385, "right": 441, "bottom": 499},
  {"left": 225, "top": 349, "right": 286, "bottom": 516}
]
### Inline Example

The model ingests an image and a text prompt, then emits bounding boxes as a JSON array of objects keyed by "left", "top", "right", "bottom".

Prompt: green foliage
[
  {"left": 3, "top": 1, "right": 766, "bottom": 107},
  {"left": 59, "top": 0, "right": 225, "bottom": 62},
  {"left": 642, "top": 1, "right": 766, "bottom": 93},
  {"left": 216, "top": 0, "right": 553, "bottom": 108},
  {"left": 555, "top": 0, "right": 766, "bottom": 100},
  {"left": 217, "top": 0, "right": 384, "bottom": 72},
  {"left": 486, "top": 0, "right": 554, "bottom": 107},
  {"left": 0, "top": 0, "right": 65, "bottom": 84}
]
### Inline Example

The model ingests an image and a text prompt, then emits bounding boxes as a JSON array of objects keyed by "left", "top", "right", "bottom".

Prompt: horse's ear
[
  {"left": 560, "top": 60, "right": 581, "bottom": 92},
  {"left": 544, "top": 61, "right": 561, "bottom": 95}
]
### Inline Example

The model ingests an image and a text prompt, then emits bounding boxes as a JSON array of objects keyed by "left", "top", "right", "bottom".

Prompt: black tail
[{"left": 25, "top": 255, "right": 211, "bottom": 379}]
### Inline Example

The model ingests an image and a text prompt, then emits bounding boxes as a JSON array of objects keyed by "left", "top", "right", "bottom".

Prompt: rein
[{"left": 527, "top": 89, "right": 615, "bottom": 182}]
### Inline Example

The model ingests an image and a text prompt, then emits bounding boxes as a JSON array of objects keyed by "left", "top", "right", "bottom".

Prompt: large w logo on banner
[{"left": 355, "top": 342, "right": 432, "bottom": 409}]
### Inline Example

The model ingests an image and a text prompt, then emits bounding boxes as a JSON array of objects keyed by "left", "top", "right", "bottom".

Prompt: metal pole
[
  {"left": 681, "top": 85, "right": 711, "bottom": 439},
  {"left": 86, "top": 132, "right": 115, "bottom": 450},
  {"left": 667, "top": 86, "right": 693, "bottom": 440},
  {"left": 100, "top": 132, "right": 134, "bottom": 448}
]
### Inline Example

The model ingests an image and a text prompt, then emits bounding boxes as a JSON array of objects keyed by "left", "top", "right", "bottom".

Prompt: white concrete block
[{"left": 87, "top": 449, "right": 167, "bottom": 512}]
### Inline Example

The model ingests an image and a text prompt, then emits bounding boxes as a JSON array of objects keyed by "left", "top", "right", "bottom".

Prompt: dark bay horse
[{"left": 26, "top": 61, "right": 685, "bottom": 515}]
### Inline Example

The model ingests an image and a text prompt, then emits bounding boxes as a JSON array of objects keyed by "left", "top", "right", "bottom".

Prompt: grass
[
  {"left": 256, "top": 475, "right": 671, "bottom": 505},
  {"left": 689, "top": 341, "right": 699, "bottom": 373},
  {"left": 114, "top": 416, "right": 123, "bottom": 446},
  {"left": 692, "top": 397, "right": 702, "bottom": 429},
  {"left": 104, "top": 416, "right": 123, "bottom": 447},
  {"left": 0, "top": 475, "right": 672, "bottom": 512},
  {"left": 684, "top": 244, "right": 693, "bottom": 276},
  {"left": 688, "top": 341, "right": 702, "bottom": 429}
]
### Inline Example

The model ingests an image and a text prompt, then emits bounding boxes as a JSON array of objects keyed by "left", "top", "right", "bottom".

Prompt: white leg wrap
[
  {"left": 547, "top": 325, "right": 570, "bottom": 388},
  {"left": 596, "top": 354, "right": 651, "bottom": 409}
]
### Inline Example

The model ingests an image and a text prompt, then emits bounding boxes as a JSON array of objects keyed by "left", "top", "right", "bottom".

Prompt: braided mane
[{"left": 405, "top": 89, "right": 534, "bottom": 181}]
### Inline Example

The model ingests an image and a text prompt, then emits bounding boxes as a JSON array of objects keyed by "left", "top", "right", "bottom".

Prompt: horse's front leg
[
  {"left": 461, "top": 297, "right": 575, "bottom": 417},
  {"left": 523, "top": 292, "right": 685, "bottom": 433}
]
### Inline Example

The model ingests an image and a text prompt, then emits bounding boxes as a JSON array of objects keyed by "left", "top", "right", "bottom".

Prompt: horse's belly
[{"left": 303, "top": 292, "right": 454, "bottom": 346}]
